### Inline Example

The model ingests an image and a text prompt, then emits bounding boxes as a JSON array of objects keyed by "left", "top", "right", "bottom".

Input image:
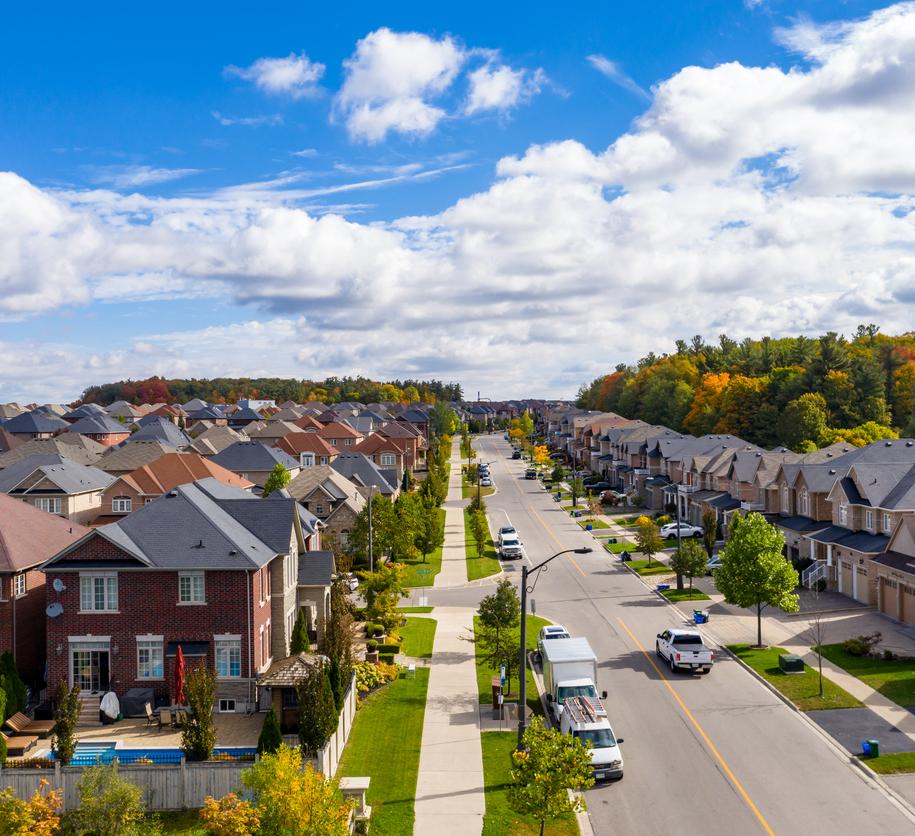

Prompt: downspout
[{"left": 247, "top": 569, "right": 253, "bottom": 712}]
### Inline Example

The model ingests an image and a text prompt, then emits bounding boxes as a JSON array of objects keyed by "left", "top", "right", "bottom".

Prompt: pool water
[{"left": 54, "top": 742, "right": 256, "bottom": 765}]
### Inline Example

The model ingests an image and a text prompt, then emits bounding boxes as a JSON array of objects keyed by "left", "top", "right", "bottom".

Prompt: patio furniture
[
  {"left": 1, "top": 731, "right": 37, "bottom": 757},
  {"left": 4, "top": 711, "right": 55, "bottom": 738},
  {"left": 158, "top": 708, "right": 173, "bottom": 730},
  {"left": 145, "top": 703, "right": 159, "bottom": 729},
  {"left": 175, "top": 710, "right": 188, "bottom": 727},
  {"left": 121, "top": 688, "right": 155, "bottom": 718}
]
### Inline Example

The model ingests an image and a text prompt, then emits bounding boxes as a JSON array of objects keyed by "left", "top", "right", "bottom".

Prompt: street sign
[{"left": 500, "top": 664, "right": 506, "bottom": 687}]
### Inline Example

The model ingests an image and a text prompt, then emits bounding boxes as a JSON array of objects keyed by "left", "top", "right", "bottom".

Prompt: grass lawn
[
  {"left": 613, "top": 515, "right": 641, "bottom": 525},
  {"left": 399, "top": 606, "right": 433, "bottom": 613},
  {"left": 463, "top": 483, "right": 496, "bottom": 499},
  {"left": 399, "top": 616, "right": 437, "bottom": 658},
  {"left": 481, "top": 732, "right": 578, "bottom": 836},
  {"left": 562, "top": 504, "right": 586, "bottom": 512},
  {"left": 464, "top": 507, "right": 502, "bottom": 581},
  {"left": 603, "top": 541, "right": 633, "bottom": 553},
  {"left": 859, "top": 752, "right": 915, "bottom": 774},
  {"left": 474, "top": 614, "right": 551, "bottom": 718},
  {"left": 338, "top": 669, "right": 431, "bottom": 835},
  {"left": 627, "top": 559, "right": 673, "bottom": 576},
  {"left": 818, "top": 644, "right": 915, "bottom": 708},
  {"left": 401, "top": 508, "right": 446, "bottom": 588},
  {"left": 728, "top": 645, "right": 863, "bottom": 711},
  {"left": 661, "top": 587, "right": 711, "bottom": 602},
  {"left": 578, "top": 518, "right": 610, "bottom": 529},
  {"left": 156, "top": 812, "right": 204, "bottom": 834}
]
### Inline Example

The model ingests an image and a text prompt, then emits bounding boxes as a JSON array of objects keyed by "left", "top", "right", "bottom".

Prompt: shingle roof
[
  {"left": 115, "top": 452, "right": 254, "bottom": 495},
  {"left": 258, "top": 652, "right": 323, "bottom": 687},
  {"left": 298, "top": 550, "right": 336, "bottom": 586},
  {"left": 2, "top": 410, "right": 69, "bottom": 434},
  {"left": 97, "top": 440, "right": 177, "bottom": 473},
  {"left": 0, "top": 494, "right": 89, "bottom": 572},
  {"left": 773, "top": 515, "right": 824, "bottom": 532},
  {"left": 67, "top": 414, "right": 131, "bottom": 435},
  {"left": 0, "top": 435, "right": 106, "bottom": 470},
  {"left": 211, "top": 441, "right": 300, "bottom": 473},
  {"left": 872, "top": 550, "right": 915, "bottom": 577},
  {"left": 837, "top": 531, "right": 890, "bottom": 553},
  {"left": 247, "top": 421, "right": 303, "bottom": 441},
  {"left": 330, "top": 453, "right": 396, "bottom": 494},
  {"left": 0, "top": 454, "right": 114, "bottom": 494},
  {"left": 63, "top": 404, "right": 106, "bottom": 421},
  {"left": 128, "top": 418, "right": 191, "bottom": 447},
  {"left": 189, "top": 426, "right": 247, "bottom": 456},
  {"left": 276, "top": 432, "right": 337, "bottom": 458}
]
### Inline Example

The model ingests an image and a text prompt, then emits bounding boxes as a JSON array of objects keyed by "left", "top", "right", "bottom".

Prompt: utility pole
[{"left": 675, "top": 490, "right": 683, "bottom": 590}]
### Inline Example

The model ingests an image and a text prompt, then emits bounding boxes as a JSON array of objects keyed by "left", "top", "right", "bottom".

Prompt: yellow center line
[
  {"left": 529, "top": 507, "right": 586, "bottom": 577},
  {"left": 616, "top": 616, "right": 776, "bottom": 836}
]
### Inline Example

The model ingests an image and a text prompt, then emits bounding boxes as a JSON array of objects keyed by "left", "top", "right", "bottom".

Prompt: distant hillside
[
  {"left": 79, "top": 376, "right": 463, "bottom": 407},
  {"left": 577, "top": 326, "right": 915, "bottom": 451}
]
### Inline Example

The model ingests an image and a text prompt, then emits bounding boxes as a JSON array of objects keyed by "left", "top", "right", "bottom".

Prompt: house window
[
  {"left": 218, "top": 698, "right": 237, "bottom": 713},
  {"left": 259, "top": 570, "right": 265, "bottom": 604},
  {"left": 112, "top": 496, "right": 132, "bottom": 513},
  {"left": 319, "top": 456, "right": 328, "bottom": 465},
  {"left": 344, "top": 438, "right": 352, "bottom": 446},
  {"left": 883, "top": 512, "right": 892, "bottom": 533},
  {"left": 839, "top": 503, "right": 848, "bottom": 526},
  {"left": 137, "top": 638, "right": 164, "bottom": 679},
  {"left": 34, "top": 497, "right": 62, "bottom": 515},
  {"left": 144, "top": 498, "right": 153, "bottom": 505},
  {"left": 178, "top": 572, "right": 205, "bottom": 604},
  {"left": 14, "top": 573, "right": 26, "bottom": 597},
  {"left": 781, "top": 486, "right": 790, "bottom": 512},
  {"left": 215, "top": 637, "right": 242, "bottom": 678},
  {"left": 259, "top": 625, "right": 265, "bottom": 667},
  {"left": 329, "top": 439, "right": 337, "bottom": 446},
  {"left": 380, "top": 453, "right": 396, "bottom": 467},
  {"left": 315, "top": 503, "right": 325, "bottom": 515},
  {"left": 300, "top": 453, "right": 314, "bottom": 467},
  {"left": 80, "top": 573, "right": 118, "bottom": 612},
  {"left": 865, "top": 510, "right": 873, "bottom": 530},
  {"left": 799, "top": 490, "right": 809, "bottom": 517}
]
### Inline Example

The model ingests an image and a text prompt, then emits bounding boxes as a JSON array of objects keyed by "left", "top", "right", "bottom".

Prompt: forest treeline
[
  {"left": 577, "top": 326, "right": 915, "bottom": 452},
  {"left": 79, "top": 376, "right": 463, "bottom": 408}
]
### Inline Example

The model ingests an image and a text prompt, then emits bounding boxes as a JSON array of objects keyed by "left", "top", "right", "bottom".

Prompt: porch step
[{"left": 77, "top": 695, "right": 101, "bottom": 727}]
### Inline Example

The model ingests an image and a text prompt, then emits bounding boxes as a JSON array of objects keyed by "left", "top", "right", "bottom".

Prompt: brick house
[
  {"left": 274, "top": 432, "right": 339, "bottom": 468},
  {"left": 2, "top": 409, "right": 69, "bottom": 440},
  {"left": 65, "top": 414, "right": 132, "bottom": 447},
  {"left": 0, "top": 495, "right": 88, "bottom": 690},
  {"left": 41, "top": 478, "right": 323, "bottom": 712},
  {"left": 316, "top": 422, "right": 364, "bottom": 449},
  {"left": 286, "top": 466, "right": 365, "bottom": 556},
  {"left": 352, "top": 434, "right": 408, "bottom": 480}
]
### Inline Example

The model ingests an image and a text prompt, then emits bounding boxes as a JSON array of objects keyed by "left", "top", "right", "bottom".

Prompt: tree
[
  {"left": 670, "top": 540, "right": 708, "bottom": 588},
  {"left": 0, "top": 653, "right": 27, "bottom": 719},
  {"left": 533, "top": 445, "right": 550, "bottom": 467},
  {"left": 289, "top": 608, "right": 310, "bottom": 655},
  {"left": 550, "top": 464, "right": 565, "bottom": 483},
  {"left": 430, "top": 401, "right": 459, "bottom": 437},
  {"left": 358, "top": 562, "right": 406, "bottom": 634},
  {"left": 390, "top": 493, "right": 421, "bottom": 561},
  {"left": 469, "top": 509, "right": 488, "bottom": 557},
  {"left": 323, "top": 579, "right": 355, "bottom": 687},
  {"left": 701, "top": 508, "right": 718, "bottom": 558},
  {"left": 241, "top": 745, "right": 351, "bottom": 836},
  {"left": 200, "top": 792, "right": 261, "bottom": 836},
  {"left": 52, "top": 681, "right": 81, "bottom": 766},
  {"left": 262, "top": 463, "right": 291, "bottom": 498},
  {"left": 569, "top": 477, "right": 585, "bottom": 509},
  {"left": 257, "top": 707, "right": 283, "bottom": 756},
  {"left": 478, "top": 580, "right": 521, "bottom": 642},
  {"left": 328, "top": 657, "right": 344, "bottom": 712},
  {"left": 181, "top": 666, "right": 217, "bottom": 761},
  {"left": 414, "top": 507, "right": 445, "bottom": 563},
  {"left": 474, "top": 620, "right": 519, "bottom": 696},
  {"left": 67, "top": 763, "right": 144, "bottom": 836},
  {"left": 777, "top": 393, "right": 828, "bottom": 451},
  {"left": 297, "top": 663, "right": 338, "bottom": 756},
  {"left": 714, "top": 513, "right": 799, "bottom": 647},
  {"left": 635, "top": 519, "right": 664, "bottom": 567},
  {"left": 0, "top": 781, "right": 62, "bottom": 836},
  {"left": 508, "top": 718, "right": 594, "bottom": 836}
]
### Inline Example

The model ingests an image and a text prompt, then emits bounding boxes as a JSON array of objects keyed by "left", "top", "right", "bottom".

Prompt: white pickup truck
[
  {"left": 559, "top": 696, "right": 624, "bottom": 781},
  {"left": 655, "top": 628, "right": 715, "bottom": 674}
]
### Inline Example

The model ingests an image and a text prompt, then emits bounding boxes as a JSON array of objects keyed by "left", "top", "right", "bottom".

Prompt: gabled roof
[
  {"left": 189, "top": 425, "right": 247, "bottom": 456},
  {"left": 352, "top": 434, "right": 403, "bottom": 456},
  {"left": 258, "top": 652, "right": 323, "bottom": 687},
  {"left": 105, "top": 401, "right": 143, "bottom": 419},
  {"left": 97, "top": 440, "right": 176, "bottom": 473},
  {"left": 0, "top": 454, "right": 114, "bottom": 494},
  {"left": 317, "top": 421, "right": 362, "bottom": 439},
  {"left": 0, "top": 435, "right": 106, "bottom": 470},
  {"left": 844, "top": 463, "right": 915, "bottom": 510},
  {"left": 2, "top": 410, "right": 69, "bottom": 434},
  {"left": 0, "top": 429, "right": 23, "bottom": 454},
  {"left": 330, "top": 453, "right": 397, "bottom": 494},
  {"left": 0, "top": 404, "right": 25, "bottom": 420},
  {"left": 286, "top": 466, "right": 366, "bottom": 514},
  {"left": 872, "top": 551, "right": 915, "bottom": 577},
  {"left": 128, "top": 418, "right": 191, "bottom": 447},
  {"left": 189, "top": 405, "right": 226, "bottom": 421},
  {"left": 211, "top": 441, "right": 299, "bottom": 473},
  {"left": 247, "top": 421, "right": 303, "bottom": 441},
  {"left": 63, "top": 403, "right": 106, "bottom": 421},
  {"left": 294, "top": 415, "right": 324, "bottom": 431},
  {"left": 276, "top": 432, "right": 337, "bottom": 458},
  {"left": 0, "top": 493, "right": 88, "bottom": 572},
  {"left": 378, "top": 421, "right": 422, "bottom": 440},
  {"left": 229, "top": 407, "right": 264, "bottom": 422},
  {"left": 115, "top": 452, "right": 254, "bottom": 496},
  {"left": 298, "top": 550, "right": 336, "bottom": 587},
  {"left": 67, "top": 414, "right": 130, "bottom": 435}
]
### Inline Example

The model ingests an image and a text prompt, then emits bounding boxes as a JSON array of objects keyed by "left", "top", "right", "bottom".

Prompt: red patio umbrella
[{"left": 175, "top": 645, "right": 186, "bottom": 706}]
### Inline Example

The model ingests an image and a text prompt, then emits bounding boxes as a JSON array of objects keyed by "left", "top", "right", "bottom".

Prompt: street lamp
[{"left": 517, "top": 546, "right": 593, "bottom": 750}]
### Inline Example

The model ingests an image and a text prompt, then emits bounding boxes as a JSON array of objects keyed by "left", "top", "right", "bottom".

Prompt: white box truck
[{"left": 541, "top": 637, "right": 603, "bottom": 721}]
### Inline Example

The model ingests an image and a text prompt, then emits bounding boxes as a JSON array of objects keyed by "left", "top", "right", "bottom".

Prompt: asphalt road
[{"left": 429, "top": 434, "right": 915, "bottom": 836}]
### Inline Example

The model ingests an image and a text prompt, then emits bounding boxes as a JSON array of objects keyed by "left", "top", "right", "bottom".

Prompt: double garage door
[{"left": 879, "top": 577, "right": 915, "bottom": 626}]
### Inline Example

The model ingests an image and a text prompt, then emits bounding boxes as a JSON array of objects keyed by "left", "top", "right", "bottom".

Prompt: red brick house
[
  {"left": 0, "top": 495, "right": 88, "bottom": 690},
  {"left": 41, "top": 478, "right": 324, "bottom": 712}
]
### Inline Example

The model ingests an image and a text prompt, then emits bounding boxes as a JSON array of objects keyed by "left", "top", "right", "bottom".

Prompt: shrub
[
  {"left": 182, "top": 667, "right": 217, "bottom": 761},
  {"left": 843, "top": 632, "right": 883, "bottom": 657},
  {"left": 67, "top": 763, "right": 144, "bottom": 836},
  {"left": 297, "top": 662, "right": 337, "bottom": 756},
  {"left": 200, "top": 792, "right": 261, "bottom": 836},
  {"left": 52, "top": 681, "right": 81, "bottom": 766},
  {"left": 815, "top": 578, "right": 827, "bottom": 593},
  {"left": 366, "top": 639, "right": 378, "bottom": 652},
  {"left": 379, "top": 653, "right": 395, "bottom": 664},
  {"left": 0, "top": 779, "right": 61, "bottom": 835},
  {"left": 377, "top": 643, "right": 400, "bottom": 654},
  {"left": 354, "top": 661, "right": 400, "bottom": 693},
  {"left": 372, "top": 624, "right": 384, "bottom": 638},
  {"left": 656, "top": 515, "right": 671, "bottom": 527},
  {"left": 257, "top": 708, "right": 282, "bottom": 756},
  {"left": 883, "top": 649, "right": 898, "bottom": 661},
  {"left": 289, "top": 609, "right": 310, "bottom": 655},
  {"left": 0, "top": 653, "right": 27, "bottom": 719},
  {"left": 364, "top": 622, "right": 376, "bottom": 637}
]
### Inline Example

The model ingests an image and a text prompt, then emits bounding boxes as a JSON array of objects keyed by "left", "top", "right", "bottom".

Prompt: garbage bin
[
  {"left": 778, "top": 654, "right": 804, "bottom": 674},
  {"left": 863, "top": 739, "right": 880, "bottom": 757},
  {"left": 656, "top": 583, "right": 670, "bottom": 591},
  {"left": 586, "top": 524, "right": 593, "bottom": 531}
]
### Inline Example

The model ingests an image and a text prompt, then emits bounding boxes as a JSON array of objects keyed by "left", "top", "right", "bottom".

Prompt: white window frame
[
  {"left": 799, "top": 490, "right": 809, "bottom": 517},
  {"left": 79, "top": 573, "right": 118, "bottom": 612},
  {"left": 136, "top": 636, "right": 164, "bottom": 680},
  {"left": 865, "top": 510, "right": 873, "bottom": 530},
  {"left": 839, "top": 503, "right": 848, "bottom": 526},
  {"left": 300, "top": 453, "right": 315, "bottom": 467},
  {"left": 178, "top": 572, "right": 205, "bottom": 605},
  {"left": 883, "top": 512, "right": 892, "bottom": 533},
  {"left": 781, "top": 485, "right": 790, "bottom": 512},
  {"left": 215, "top": 635, "right": 242, "bottom": 679},
  {"left": 112, "top": 496, "right": 132, "bottom": 513},
  {"left": 34, "top": 497, "right": 62, "bottom": 514},
  {"left": 14, "top": 573, "right": 26, "bottom": 598},
  {"left": 380, "top": 453, "right": 396, "bottom": 467}
]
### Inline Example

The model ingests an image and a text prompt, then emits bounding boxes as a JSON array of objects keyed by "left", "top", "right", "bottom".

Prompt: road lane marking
[
  {"left": 529, "top": 507, "right": 586, "bottom": 577},
  {"left": 616, "top": 616, "right": 776, "bottom": 836}
]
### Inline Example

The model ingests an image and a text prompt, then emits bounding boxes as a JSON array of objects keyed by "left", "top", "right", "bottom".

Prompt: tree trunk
[
  {"left": 539, "top": 821, "right": 545, "bottom": 836},
  {"left": 756, "top": 601, "right": 763, "bottom": 648}
]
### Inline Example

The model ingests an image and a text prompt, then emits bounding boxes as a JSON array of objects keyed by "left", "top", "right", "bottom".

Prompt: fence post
[{"left": 180, "top": 757, "right": 186, "bottom": 810}]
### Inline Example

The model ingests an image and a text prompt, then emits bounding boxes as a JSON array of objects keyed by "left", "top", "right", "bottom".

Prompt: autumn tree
[
  {"left": 0, "top": 780, "right": 62, "bottom": 836},
  {"left": 683, "top": 372, "right": 730, "bottom": 436}
]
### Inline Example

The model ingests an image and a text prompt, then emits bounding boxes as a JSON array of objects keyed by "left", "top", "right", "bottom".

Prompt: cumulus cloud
[
  {"left": 224, "top": 52, "right": 325, "bottom": 99},
  {"left": 465, "top": 64, "right": 544, "bottom": 114},
  {"left": 5, "top": 4, "right": 915, "bottom": 399}
]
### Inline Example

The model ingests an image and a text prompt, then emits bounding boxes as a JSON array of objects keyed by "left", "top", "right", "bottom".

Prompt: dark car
[
  {"left": 512, "top": 451, "right": 522, "bottom": 459},
  {"left": 585, "top": 482, "right": 612, "bottom": 492}
]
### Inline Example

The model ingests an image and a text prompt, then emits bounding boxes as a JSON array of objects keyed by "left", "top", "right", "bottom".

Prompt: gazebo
[{"left": 257, "top": 652, "right": 325, "bottom": 733}]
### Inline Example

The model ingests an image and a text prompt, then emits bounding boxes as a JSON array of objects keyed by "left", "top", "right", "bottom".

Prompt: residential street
[{"left": 427, "top": 434, "right": 915, "bottom": 836}]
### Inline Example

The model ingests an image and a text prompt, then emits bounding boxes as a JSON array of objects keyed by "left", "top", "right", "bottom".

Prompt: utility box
[
  {"left": 491, "top": 678, "right": 503, "bottom": 719},
  {"left": 778, "top": 654, "right": 804, "bottom": 674}
]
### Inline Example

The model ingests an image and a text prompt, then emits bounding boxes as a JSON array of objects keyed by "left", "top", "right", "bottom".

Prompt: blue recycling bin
[
  {"left": 586, "top": 524, "right": 593, "bottom": 531},
  {"left": 693, "top": 611, "right": 709, "bottom": 624},
  {"left": 656, "top": 583, "right": 670, "bottom": 591}
]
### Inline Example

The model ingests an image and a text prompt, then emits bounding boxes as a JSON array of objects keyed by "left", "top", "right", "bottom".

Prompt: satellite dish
[
  {"left": 52, "top": 578, "right": 66, "bottom": 593},
  {"left": 46, "top": 603, "right": 64, "bottom": 618}
]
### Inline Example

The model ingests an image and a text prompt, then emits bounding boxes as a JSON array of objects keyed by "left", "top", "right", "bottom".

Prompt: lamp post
[{"left": 517, "top": 546, "right": 593, "bottom": 750}]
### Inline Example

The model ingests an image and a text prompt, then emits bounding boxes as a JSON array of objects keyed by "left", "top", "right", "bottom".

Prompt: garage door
[
  {"left": 840, "top": 562, "right": 853, "bottom": 596},
  {"left": 902, "top": 585, "right": 915, "bottom": 627},
  {"left": 880, "top": 578, "right": 897, "bottom": 618},
  {"left": 855, "top": 566, "right": 871, "bottom": 604}
]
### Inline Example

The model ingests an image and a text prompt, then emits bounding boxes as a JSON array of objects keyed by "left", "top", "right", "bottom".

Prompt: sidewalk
[
  {"left": 435, "top": 438, "right": 469, "bottom": 588},
  {"left": 413, "top": 607, "right": 485, "bottom": 836}
]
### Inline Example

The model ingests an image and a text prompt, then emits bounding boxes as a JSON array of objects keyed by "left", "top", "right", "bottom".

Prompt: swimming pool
[{"left": 52, "top": 742, "right": 256, "bottom": 765}]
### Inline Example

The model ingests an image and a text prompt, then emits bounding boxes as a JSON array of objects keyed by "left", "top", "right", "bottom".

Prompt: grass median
[
  {"left": 859, "top": 751, "right": 915, "bottom": 774},
  {"left": 661, "top": 587, "right": 711, "bottom": 602},
  {"left": 401, "top": 508, "right": 445, "bottom": 588},
  {"left": 338, "top": 668, "right": 431, "bottom": 835},
  {"left": 728, "top": 644, "right": 863, "bottom": 711},
  {"left": 626, "top": 559, "right": 673, "bottom": 577},
  {"left": 399, "top": 616, "right": 437, "bottom": 658},
  {"left": 464, "top": 507, "right": 502, "bottom": 580},
  {"left": 817, "top": 644, "right": 915, "bottom": 708}
]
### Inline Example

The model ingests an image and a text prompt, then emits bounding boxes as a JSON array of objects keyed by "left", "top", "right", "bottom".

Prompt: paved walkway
[
  {"left": 413, "top": 607, "right": 485, "bottom": 836},
  {"left": 435, "top": 439, "right": 469, "bottom": 588}
]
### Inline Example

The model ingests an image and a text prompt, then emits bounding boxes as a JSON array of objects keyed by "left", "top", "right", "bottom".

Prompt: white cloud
[
  {"left": 86, "top": 165, "right": 201, "bottom": 189},
  {"left": 464, "top": 64, "right": 544, "bottom": 114},
  {"left": 6, "top": 4, "right": 915, "bottom": 400},
  {"left": 225, "top": 52, "right": 325, "bottom": 99},
  {"left": 211, "top": 111, "right": 283, "bottom": 127},
  {"left": 336, "top": 28, "right": 465, "bottom": 141},
  {"left": 586, "top": 54, "right": 651, "bottom": 100},
  {"left": 291, "top": 148, "right": 319, "bottom": 158}
]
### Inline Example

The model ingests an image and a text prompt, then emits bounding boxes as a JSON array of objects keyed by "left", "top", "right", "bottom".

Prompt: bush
[
  {"left": 843, "top": 632, "right": 883, "bottom": 657},
  {"left": 66, "top": 763, "right": 145, "bottom": 836},
  {"left": 181, "top": 667, "right": 217, "bottom": 761},
  {"left": 0, "top": 781, "right": 61, "bottom": 834},
  {"left": 200, "top": 792, "right": 261, "bottom": 836},
  {"left": 377, "top": 643, "right": 400, "bottom": 654},
  {"left": 364, "top": 622, "right": 376, "bottom": 637},
  {"left": 366, "top": 639, "right": 378, "bottom": 652},
  {"left": 52, "top": 682, "right": 81, "bottom": 766},
  {"left": 372, "top": 624, "right": 384, "bottom": 638},
  {"left": 0, "top": 653, "right": 27, "bottom": 719},
  {"left": 257, "top": 708, "right": 282, "bottom": 756},
  {"left": 378, "top": 653, "right": 395, "bottom": 664},
  {"left": 815, "top": 578, "right": 827, "bottom": 592},
  {"left": 354, "top": 661, "right": 400, "bottom": 694},
  {"left": 883, "top": 649, "right": 898, "bottom": 661}
]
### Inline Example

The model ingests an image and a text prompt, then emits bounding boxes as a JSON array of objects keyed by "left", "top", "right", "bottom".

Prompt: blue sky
[{"left": 2, "top": 1, "right": 914, "bottom": 401}]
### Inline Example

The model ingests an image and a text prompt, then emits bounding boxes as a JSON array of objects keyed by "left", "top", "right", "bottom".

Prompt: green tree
[
  {"left": 390, "top": 492, "right": 421, "bottom": 560},
  {"left": 327, "top": 656, "right": 344, "bottom": 712},
  {"left": 414, "top": 506, "right": 445, "bottom": 563},
  {"left": 474, "top": 620, "right": 519, "bottom": 696},
  {"left": 569, "top": 477, "right": 585, "bottom": 509},
  {"left": 430, "top": 401, "right": 459, "bottom": 436},
  {"left": 323, "top": 579, "right": 355, "bottom": 687},
  {"left": 519, "top": 412, "right": 534, "bottom": 438},
  {"left": 714, "top": 513, "right": 799, "bottom": 647},
  {"left": 52, "top": 681, "right": 81, "bottom": 766},
  {"left": 670, "top": 539, "right": 708, "bottom": 588},
  {"left": 67, "top": 763, "right": 145, "bottom": 836},
  {"left": 358, "top": 561, "right": 405, "bottom": 634},
  {"left": 297, "top": 663, "right": 337, "bottom": 756},
  {"left": 0, "top": 687, "right": 6, "bottom": 764},
  {"left": 469, "top": 509, "right": 488, "bottom": 557},
  {"left": 508, "top": 718, "right": 594, "bottom": 836},
  {"left": 701, "top": 508, "right": 718, "bottom": 559},
  {"left": 262, "top": 462, "right": 292, "bottom": 498},
  {"left": 0, "top": 653, "right": 27, "bottom": 719},
  {"left": 550, "top": 464, "right": 565, "bottom": 483},
  {"left": 777, "top": 393, "right": 828, "bottom": 451},
  {"left": 478, "top": 580, "right": 521, "bottom": 644},
  {"left": 181, "top": 667, "right": 217, "bottom": 761},
  {"left": 257, "top": 707, "right": 283, "bottom": 756},
  {"left": 289, "top": 608, "right": 310, "bottom": 655},
  {"left": 635, "top": 519, "right": 664, "bottom": 567}
]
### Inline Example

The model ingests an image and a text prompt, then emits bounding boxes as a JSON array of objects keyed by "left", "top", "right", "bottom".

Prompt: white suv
[{"left": 659, "top": 522, "right": 703, "bottom": 539}]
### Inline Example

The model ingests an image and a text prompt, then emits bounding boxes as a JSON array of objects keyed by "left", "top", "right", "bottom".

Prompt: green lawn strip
[
  {"left": 577, "top": 518, "right": 609, "bottom": 529},
  {"left": 399, "top": 617, "right": 437, "bottom": 658},
  {"left": 728, "top": 645, "right": 863, "bottom": 711},
  {"left": 817, "top": 644, "right": 915, "bottom": 708},
  {"left": 474, "top": 615, "right": 550, "bottom": 718},
  {"left": 858, "top": 752, "right": 915, "bottom": 774},
  {"left": 661, "top": 587, "right": 711, "bottom": 602},
  {"left": 338, "top": 669, "right": 431, "bottom": 835},
  {"left": 561, "top": 504, "right": 586, "bottom": 511},
  {"left": 603, "top": 541, "right": 634, "bottom": 553},
  {"left": 399, "top": 606, "right": 433, "bottom": 613},
  {"left": 612, "top": 515, "right": 641, "bottom": 525},
  {"left": 463, "top": 483, "right": 496, "bottom": 499},
  {"left": 481, "top": 732, "right": 578, "bottom": 836},
  {"left": 464, "top": 507, "right": 502, "bottom": 581},
  {"left": 401, "top": 508, "right": 445, "bottom": 587},
  {"left": 627, "top": 559, "right": 673, "bottom": 576},
  {"left": 155, "top": 811, "right": 204, "bottom": 834}
]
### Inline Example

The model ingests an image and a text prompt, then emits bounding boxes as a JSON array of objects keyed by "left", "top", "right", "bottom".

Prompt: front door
[{"left": 72, "top": 649, "right": 110, "bottom": 693}]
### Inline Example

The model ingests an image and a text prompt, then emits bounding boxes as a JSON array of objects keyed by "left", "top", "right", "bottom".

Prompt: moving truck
[{"left": 541, "top": 637, "right": 603, "bottom": 721}]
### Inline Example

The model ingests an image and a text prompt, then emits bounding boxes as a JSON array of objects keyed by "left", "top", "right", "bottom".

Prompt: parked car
[
  {"left": 659, "top": 522, "right": 704, "bottom": 539},
  {"left": 584, "top": 482, "right": 612, "bottom": 493},
  {"left": 512, "top": 451, "right": 522, "bottom": 460},
  {"left": 480, "top": 478, "right": 493, "bottom": 487},
  {"left": 499, "top": 525, "right": 517, "bottom": 538},
  {"left": 499, "top": 533, "right": 524, "bottom": 560},
  {"left": 538, "top": 624, "right": 571, "bottom": 644},
  {"left": 525, "top": 468, "right": 538, "bottom": 479},
  {"left": 705, "top": 555, "right": 723, "bottom": 574},
  {"left": 655, "top": 628, "right": 715, "bottom": 674}
]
